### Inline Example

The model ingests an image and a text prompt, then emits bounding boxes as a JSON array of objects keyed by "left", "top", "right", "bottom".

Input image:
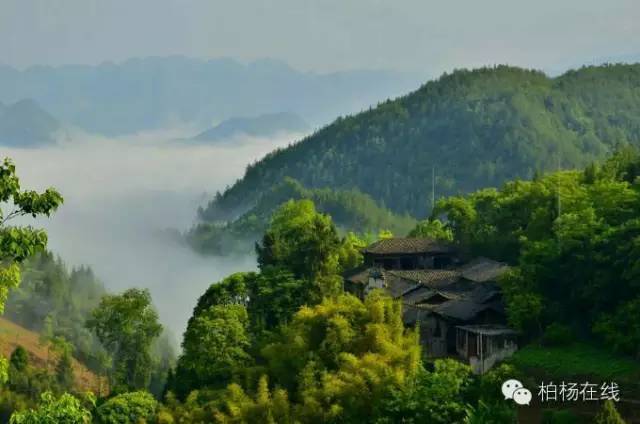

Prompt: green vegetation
[
  {"left": 6, "top": 60, "right": 640, "bottom": 422},
  {"left": 201, "top": 64, "right": 640, "bottom": 220},
  {"left": 188, "top": 178, "right": 415, "bottom": 255},
  {"left": 5, "top": 252, "right": 107, "bottom": 372},
  {"left": 9, "top": 391, "right": 93, "bottom": 424},
  {"left": 510, "top": 344, "right": 640, "bottom": 381},
  {"left": 162, "top": 199, "right": 518, "bottom": 423},
  {"left": 86, "top": 289, "right": 163, "bottom": 394},
  {"left": 595, "top": 400, "right": 626, "bottom": 424},
  {"left": 435, "top": 148, "right": 640, "bottom": 359},
  {"left": 95, "top": 391, "right": 157, "bottom": 424}
]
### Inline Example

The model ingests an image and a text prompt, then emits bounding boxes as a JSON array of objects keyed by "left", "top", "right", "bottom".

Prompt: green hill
[
  {"left": 200, "top": 64, "right": 640, "bottom": 219},
  {"left": 187, "top": 178, "right": 416, "bottom": 255}
]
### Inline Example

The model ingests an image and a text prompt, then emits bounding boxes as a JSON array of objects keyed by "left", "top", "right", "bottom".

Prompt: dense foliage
[
  {"left": 202, "top": 64, "right": 640, "bottom": 220},
  {"left": 8, "top": 391, "right": 93, "bottom": 424},
  {"left": 435, "top": 148, "right": 640, "bottom": 357},
  {"left": 5, "top": 252, "right": 107, "bottom": 371},
  {"left": 94, "top": 391, "right": 158, "bottom": 424},
  {"left": 161, "top": 199, "right": 521, "bottom": 423},
  {"left": 86, "top": 289, "right": 163, "bottom": 393},
  {"left": 189, "top": 178, "right": 414, "bottom": 255}
]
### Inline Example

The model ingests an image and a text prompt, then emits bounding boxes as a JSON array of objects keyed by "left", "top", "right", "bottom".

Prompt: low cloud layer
[{"left": 3, "top": 128, "right": 304, "bottom": 339}]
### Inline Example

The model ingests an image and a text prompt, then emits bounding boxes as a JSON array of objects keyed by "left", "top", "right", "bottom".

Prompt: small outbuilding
[{"left": 455, "top": 324, "right": 518, "bottom": 374}]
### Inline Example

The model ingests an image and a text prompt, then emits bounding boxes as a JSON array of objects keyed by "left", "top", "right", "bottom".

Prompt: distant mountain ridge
[
  {"left": 199, "top": 63, "right": 640, "bottom": 220},
  {"left": 0, "top": 98, "right": 60, "bottom": 147},
  {"left": 0, "top": 56, "right": 420, "bottom": 135},
  {"left": 192, "top": 112, "right": 309, "bottom": 142}
]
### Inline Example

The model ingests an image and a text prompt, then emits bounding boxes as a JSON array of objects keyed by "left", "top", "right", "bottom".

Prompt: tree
[
  {"left": 9, "top": 346, "right": 28, "bottom": 372},
  {"left": 7, "top": 347, "right": 32, "bottom": 396},
  {"left": 175, "top": 304, "right": 251, "bottom": 396},
  {"left": 55, "top": 350, "right": 75, "bottom": 393},
  {"left": 408, "top": 219, "right": 453, "bottom": 241},
  {"left": 0, "top": 158, "right": 63, "bottom": 314},
  {"left": 595, "top": 400, "right": 626, "bottom": 424},
  {"left": 213, "top": 375, "right": 293, "bottom": 424},
  {"left": 256, "top": 200, "right": 341, "bottom": 280},
  {"left": 39, "top": 315, "right": 54, "bottom": 372},
  {"left": 246, "top": 267, "right": 313, "bottom": 332},
  {"left": 189, "top": 272, "right": 250, "bottom": 321},
  {"left": 260, "top": 291, "right": 421, "bottom": 422},
  {"left": 9, "top": 391, "right": 92, "bottom": 424},
  {"left": 375, "top": 360, "right": 473, "bottom": 424},
  {"left": 86, "top": 288, "right": 162, "bottom": 392},
  {"left": 336, "top": 232, "right": 366, "bottom": 272},
  {"left": 95, "top": 391, "right": 157, "bottom": 424}
]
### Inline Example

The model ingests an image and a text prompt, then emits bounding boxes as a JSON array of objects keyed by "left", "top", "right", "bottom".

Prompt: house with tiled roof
[{"left": 344, "top": 237, "right": 518, "bottom": 373}]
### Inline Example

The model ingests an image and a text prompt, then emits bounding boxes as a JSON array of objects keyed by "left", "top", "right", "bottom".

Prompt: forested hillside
[
  {"left": 201, "top": 64, "right": 640, "bottom": 219},
  {"left": 188, "top": 178, "right": 416, "bottom": 255}
]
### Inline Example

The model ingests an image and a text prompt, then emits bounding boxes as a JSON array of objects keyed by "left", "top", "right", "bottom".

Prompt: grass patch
[{"left": 509, "top": 343, "right": 640, "bottom": 381}]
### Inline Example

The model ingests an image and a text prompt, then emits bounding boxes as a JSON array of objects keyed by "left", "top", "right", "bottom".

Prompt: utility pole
[
  {"left": 431, "top": 166, "right": 435, "bottom": 215},
  {"left": 557, "top": 155, "right": 561, "bottom": 218}
]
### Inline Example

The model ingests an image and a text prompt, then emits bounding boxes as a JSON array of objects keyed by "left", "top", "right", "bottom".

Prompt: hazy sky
[{"left": 1, "top": 0, "right": 638, "bottom": 73}]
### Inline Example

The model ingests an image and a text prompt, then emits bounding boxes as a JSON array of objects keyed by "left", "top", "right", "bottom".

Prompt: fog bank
[{"left": 2, "top": 128, "right": 305, "bottom": 338}]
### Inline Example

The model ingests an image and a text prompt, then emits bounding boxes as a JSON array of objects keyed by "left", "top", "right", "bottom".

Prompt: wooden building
[{"left": 344, "top": 238, "right": 517, "bottom": 373}]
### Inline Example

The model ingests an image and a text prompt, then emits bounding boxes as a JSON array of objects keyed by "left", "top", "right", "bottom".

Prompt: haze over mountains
[
  {"left": 191, "top": 112, "right": 309, "bottom": 142},
  {"left": 0, "top": 56, "right": 421, "bottom": 136}
]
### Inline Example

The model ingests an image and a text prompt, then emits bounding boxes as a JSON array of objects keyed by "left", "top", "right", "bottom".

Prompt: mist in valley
[{"left": 2, "top": 127, "right": 307, "bottom": 340}]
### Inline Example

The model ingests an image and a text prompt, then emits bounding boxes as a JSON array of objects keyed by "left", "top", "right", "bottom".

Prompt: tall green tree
[
  {"left": 175, "top": 304, "right": 251, "bottom": 396},
  {"left": 86, "top": 288, "right": 162, "bottom": 392},
  {"left": 256, "top": 199, "right": 341, "bottom": 280}
]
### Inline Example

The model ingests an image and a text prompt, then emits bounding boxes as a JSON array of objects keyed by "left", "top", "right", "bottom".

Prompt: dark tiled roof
[
  {"left": 432, "top": 299, "right": 503, "bottom": 321},
  {"left": 385, "top": 277, "right": 419, "bottom": 298},
  {"left": 345, "top": 268, "right": 460, "bottom": 287},
  {"left": 363, "top": 238, "right": 455, "bottom": 255},
  {"left": 460, "top": 257, "right": 509, "bottom": 282},
  {"left": 344, "top": 265, "right": 372, "bottom": 285},
  {"left": 344, "top": 267, "right": 421, "bottom": 298},
  {"left": 402, "top": 286, "right": 462, "bottom": 306},
  {"left": 387, "top": 269, "right": 461, "bottom": 286}
]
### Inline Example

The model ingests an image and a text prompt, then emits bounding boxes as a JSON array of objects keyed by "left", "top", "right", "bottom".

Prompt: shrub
[{"left": 95, "top": 391, "right": 157, "bottom": 424}]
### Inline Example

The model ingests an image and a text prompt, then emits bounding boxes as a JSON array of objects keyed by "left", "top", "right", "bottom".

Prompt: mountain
[
  {"left": 192, "top": 112, "right": 309, "bottom": 142},
  {"left": 198, "top": 64, "right": 640, "bottom": 220},
  {"left": 187, "top": 178, "right": 416, "bottom": 255},
  {"left": 0, "top": 56, "right": 420, "bottom": 135},
  {"left": 0, "top": 99, "right": 60, "bottom": 147}
]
